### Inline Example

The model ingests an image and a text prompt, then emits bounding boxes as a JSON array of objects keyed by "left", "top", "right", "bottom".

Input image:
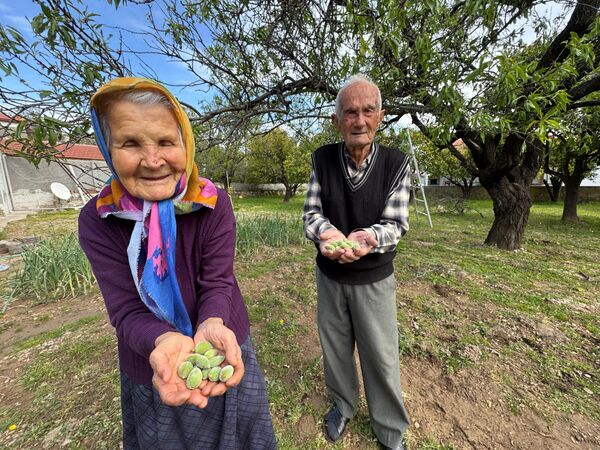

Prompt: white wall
[
  {"left": 0, "top": 155, "right": 109, "bottom": 212},
  {"left": 581, "top": 172, "right": 600, "bottom": 187}
]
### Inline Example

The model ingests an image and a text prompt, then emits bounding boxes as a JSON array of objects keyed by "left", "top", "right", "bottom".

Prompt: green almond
[
  {"left": 219, "top": 365, "right": 234, "bottom": 382},
  {"left": 186, "top": 353, "right": 201, "bottom": 364},
  {"left": 208, "top": 366, "right": 221, "bottom": 382},
  {"left": 195, "top": 354, "right": 211, "bottom": 369},
  {"left": 208, "top": 355, "right": 225, "bottom": 367},
  {"left": 203, "top": 348, "right": 219, "bottom": 358},
  {"left": 186, "top": 367, "right": 203, "bottom": 389},
  {"left": 177, "top": 361, "right": 194, "bottom": 379},
  {"left": 194, "top": 341, "right": 213, "bottom": 354}
]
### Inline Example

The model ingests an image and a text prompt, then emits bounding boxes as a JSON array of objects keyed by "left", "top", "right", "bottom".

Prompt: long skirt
[{"left": 120, "top": 337, "right": 277, "bottom": 449}]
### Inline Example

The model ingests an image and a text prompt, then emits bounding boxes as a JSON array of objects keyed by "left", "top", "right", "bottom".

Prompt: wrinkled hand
[
  {"left": 150, "top": 331, "right": 209, "bottom": 408},
  {"left": 194, "top": 318, "right": 244, "bottom": 398},
  {"left": 338, "top": 229, "right": 377, "bottom": 264},
  {"left": 319, "top": 228, "right": 347, "bottom": 260}
]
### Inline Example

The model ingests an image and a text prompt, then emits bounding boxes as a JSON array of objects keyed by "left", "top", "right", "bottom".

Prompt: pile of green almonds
[
  {"left": 177, "top": 340, "right": 234, "bottom": 389},
  {"left": 324, "top": 239, "right": 360, "bottom": 251}
]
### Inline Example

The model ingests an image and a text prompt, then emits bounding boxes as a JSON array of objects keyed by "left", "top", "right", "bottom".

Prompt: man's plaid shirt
[{"left": 302, "top": 143, "right": 410, "bottom": 253}]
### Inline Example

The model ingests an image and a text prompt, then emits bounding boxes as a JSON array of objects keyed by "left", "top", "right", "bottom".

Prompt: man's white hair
[{"left": 334, "top": 74, "right": 382, "bottom": 117}]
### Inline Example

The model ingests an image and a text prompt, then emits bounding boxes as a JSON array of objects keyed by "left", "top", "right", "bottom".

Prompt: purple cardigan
[{"left": 78, "top": 188, "right": 250, "bottom": 385}]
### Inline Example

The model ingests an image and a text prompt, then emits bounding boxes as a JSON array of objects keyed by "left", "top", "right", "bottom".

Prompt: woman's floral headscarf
[{"left": 90, "top": 77, "right": 217, "bottom": 337}]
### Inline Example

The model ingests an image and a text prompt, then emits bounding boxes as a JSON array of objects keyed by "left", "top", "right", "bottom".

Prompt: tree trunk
[
  {"left": 483, "top": 179, "right": 532, "bottom": 250},
  {"left": 543, "top": 176, "right": 562, "bottom": 202},
  {"left": 283, "top": 185, "right": 293, "bottom": 203},
  {"left": 459, "top": 129, "right": 543, "bottom": 250},
  {"left": 460, "top": 178, "right": 474, "bottom": 199},
  {"left": 460, "top": 184, "right": 468, "bottom": 198},
  {"left": 562, "top": 178, "right": 580, "bottom": 222}
]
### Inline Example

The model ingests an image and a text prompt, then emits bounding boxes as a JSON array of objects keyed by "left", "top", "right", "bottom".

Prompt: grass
[
  {"left": 13, "top": 315, "right": 102, "bottom": 352},
  {"left": 1, "top": 317, "right": 120, "bottom": 450},
  {"left": 0, "top": 195, "right": 599, "bottom": 449},
  {"left": 397, "top": 199, "right": 600, "bottom": 421},
  {"left": 231, "top": 194, "right": 306, "bottom": 214},
  {"left": 1, "top": 209, "right": 80, "bottom": 238},
  {"left": 2, "top": 204, "right": 307, "bottom": 306}
]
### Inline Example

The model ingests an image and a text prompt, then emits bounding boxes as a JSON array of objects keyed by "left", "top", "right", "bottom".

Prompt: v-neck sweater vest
[{"left": 313, "top": 142, "right": 407, "bottom": 285}]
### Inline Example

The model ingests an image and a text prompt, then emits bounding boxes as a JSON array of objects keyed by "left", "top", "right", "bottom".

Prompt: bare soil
[
  {"left": 399, "top": 280, "right": 599, "bottom": 450},
  {"left": 1, "top": 273, "right": 598, "bottom": 449}
]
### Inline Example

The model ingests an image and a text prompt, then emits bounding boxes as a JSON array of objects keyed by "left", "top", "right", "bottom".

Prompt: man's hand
[
  {"left": 319, "top": 228, "right": 347, "bottom": 260},
  {"left": 194, "top": 318, "right": 245, "bottom": 398},
  {"left": 338, "top": 229, "right": 378, "bottom": 264},
  {"left": 150, "top": 331, "right": 209, "bottom": 409}
]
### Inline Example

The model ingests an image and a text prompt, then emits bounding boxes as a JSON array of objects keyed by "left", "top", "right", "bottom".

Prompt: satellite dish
[{"left": 50, "top": 182, "right": 72, "bottom": 201}]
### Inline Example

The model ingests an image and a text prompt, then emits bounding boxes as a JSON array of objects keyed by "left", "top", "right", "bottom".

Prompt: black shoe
[
  {"left": 323, "top": 404, "right": 349, "bottom": 442},
  {"left": 378, "top": 441, "right": 405, "bottom": 450}
]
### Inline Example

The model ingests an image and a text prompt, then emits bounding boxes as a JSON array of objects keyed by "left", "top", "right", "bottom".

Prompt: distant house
[
  {"left": 0, "top": 112, "right": 108, "bottom": 213},
  {"left": 581, "top": 172, "right": 600, "bottom": 186}
]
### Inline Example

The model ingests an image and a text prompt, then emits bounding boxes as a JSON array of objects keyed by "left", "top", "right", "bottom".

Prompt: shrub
[
  {"left": 9, "top": 233, "right": 95, "bottom": 303},
  {"left": 235, "top": 213, "right": 306, "bottom": 255}
]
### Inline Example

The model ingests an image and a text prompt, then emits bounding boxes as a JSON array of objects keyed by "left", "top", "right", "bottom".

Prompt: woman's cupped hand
[
  {"left": 194, "top": 318, "right": 245, "bottom": 398},
  {"left": 149, "top": 331, "right": 209, "bottom": 408},
  {"left": 149, "top": 319, "right": 245, "bottom": 408}
]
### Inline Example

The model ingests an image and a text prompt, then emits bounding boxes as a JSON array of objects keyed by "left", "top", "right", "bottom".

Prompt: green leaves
[
  {"left": 10, "top": 233, "right": 95, "bottom": 302},
  {"left": 0, "top": 59, "right": 17, "bottom": 77},
  {"left": 246, "top": 129, "right": 310, "bottom": 187}
]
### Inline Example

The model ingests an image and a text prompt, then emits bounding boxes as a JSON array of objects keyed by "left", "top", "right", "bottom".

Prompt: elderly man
[{"left": 302, "top": 74, "right": 411, "bottom": 450}]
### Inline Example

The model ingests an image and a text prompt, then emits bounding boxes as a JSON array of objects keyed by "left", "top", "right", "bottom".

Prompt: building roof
[
  {"left": 0, "top": 139, "right": 104, "bottom": 161},
  {"left": 452, "top": 138, "right": 465, "bottom": 148},
  {"left": 56, "top": 143, "right": 104, "bottom": 160},
  {"left": 0, "top": 112, "right": 24, "bottom": 123}
]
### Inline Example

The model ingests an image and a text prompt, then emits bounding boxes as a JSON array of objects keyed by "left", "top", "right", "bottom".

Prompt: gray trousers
[{"left": 316, "top": 267, "right": 410, "bottom": 447}]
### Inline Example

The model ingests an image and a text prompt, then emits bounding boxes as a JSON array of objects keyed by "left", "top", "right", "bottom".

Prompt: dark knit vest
[{"left": 313, "top": 142, "right": 408, "bottom": 285}]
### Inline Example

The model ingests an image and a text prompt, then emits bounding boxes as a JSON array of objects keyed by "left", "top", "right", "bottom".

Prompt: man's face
[
  {"left": 332, "top": 82, "right": 384, "bottom": 152},
  {"left": 108, "top": 100, "right": 187, "bottom": 201}
]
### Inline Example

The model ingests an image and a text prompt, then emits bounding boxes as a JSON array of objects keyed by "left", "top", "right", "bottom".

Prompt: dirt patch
[
  {"left": 1, "top": 268, "right": 598, "bottom": 449},
  {"left": 0, "top": 294, "right": 107, "bottom": 357},
  {"left": 395, "top": 279, "right": 600, "bottom": 449},
  {"left": 403, "top": 358, "right": 599, "bottom": 449},
  {"left": 237, "top": 256, "right": 600, "bottom": 449}
]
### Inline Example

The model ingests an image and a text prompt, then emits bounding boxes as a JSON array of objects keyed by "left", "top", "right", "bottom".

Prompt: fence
[{"left": 423, "top": 185, "right": 600, "bottom": 202}]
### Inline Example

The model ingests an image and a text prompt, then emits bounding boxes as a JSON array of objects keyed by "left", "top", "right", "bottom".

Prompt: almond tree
[
  {"left": 544, "top": 106, "right": 600, "bottom": 221},
  {"left": 1, "top": 0, "right": 598, "bottom": 248},
  {"left": 246, "top": 129, "right": 311, "bottom": 203}
]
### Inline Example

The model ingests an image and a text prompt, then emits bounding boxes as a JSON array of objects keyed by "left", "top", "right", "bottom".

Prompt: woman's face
[{"left": 107, "top": 100, "right": 187, "bottom": 201}]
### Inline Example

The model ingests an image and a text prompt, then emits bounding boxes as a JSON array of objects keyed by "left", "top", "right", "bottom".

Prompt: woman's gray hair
[
  {"left": 96, "top": 90, "right": 176, "bottom": 147},
  {"left": 334, "top": 74, "right": 382, "bottom": 117}
]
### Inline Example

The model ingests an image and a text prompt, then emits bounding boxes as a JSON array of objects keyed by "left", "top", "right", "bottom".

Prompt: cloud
[
  {"left": 3, "top": 15, "right": 32, "bottom": 35},
  {"left": 124, "top": 18, "right": 149, "bottom": 32}
]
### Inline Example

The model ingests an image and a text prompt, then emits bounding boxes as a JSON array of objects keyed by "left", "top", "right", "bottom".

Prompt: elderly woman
[{"left": 78, "top": 77, "right": 277, "bottom": 449}]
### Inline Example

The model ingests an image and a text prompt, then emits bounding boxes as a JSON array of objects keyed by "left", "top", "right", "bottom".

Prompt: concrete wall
[
  {"left": 1, "top": 153, "right": 598, "bottom": 213},
  {"left": 582, "top": 172, "right": 600, "bottom": 187},
  {"left": 228, "top": 182, "right": 308, "bottom": 195},
  {"left": 1, "top": 156, "right": 109, "bottom": 211},
  {"left": 423, "top": 185, "right": 600, "bottom": 202},
  {"left": 226, "top": 183, "right": 600, "bottom": 202}
]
